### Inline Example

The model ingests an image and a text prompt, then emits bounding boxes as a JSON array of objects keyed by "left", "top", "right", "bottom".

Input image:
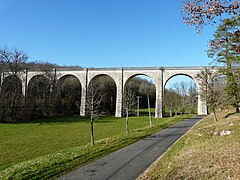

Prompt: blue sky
[{"left": 0, "top": 0, "right": 217, "bottom": 68}]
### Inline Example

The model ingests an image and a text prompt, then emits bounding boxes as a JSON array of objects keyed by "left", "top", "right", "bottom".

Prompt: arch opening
[
  {"left": 56, "top": 75, "right": 82, "bottom": 115},
  {"left": 87, "top": 75, "right": 117, "bottom": 116},
  {"left": 124, "top": 75, "right": 156, "bottom": 117},
  {"left": 26, "top": 75, "right": 52, "bottom": 118},
  {"left": 0, "top": 75, "right": 23, "bottom": 121},
  {"left": 164, "top": 74, "right": 198, "bottom": 117}
]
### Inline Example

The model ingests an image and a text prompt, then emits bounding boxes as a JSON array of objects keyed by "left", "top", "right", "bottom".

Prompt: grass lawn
[
  {"left": 138, "top": 108, "right": 155, "bottom": 113},
  {"left": 138, "top": 108, "right": 240, "bottom": 179},
  {"left": 0, "top": 114, "right": 194, "bottom": 179}
]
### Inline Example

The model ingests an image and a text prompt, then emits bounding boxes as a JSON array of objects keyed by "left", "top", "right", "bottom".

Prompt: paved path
[{"left": 58, "top": 116, "right": 205, "bottom": 180}]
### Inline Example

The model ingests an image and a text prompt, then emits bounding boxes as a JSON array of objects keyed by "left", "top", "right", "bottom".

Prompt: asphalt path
[{"left": 58, "top": 115, "right": 205, "bottom": 180}]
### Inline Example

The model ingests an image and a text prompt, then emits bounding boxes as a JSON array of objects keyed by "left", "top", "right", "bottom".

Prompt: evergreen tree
[{"left": 208, "top": 14, "right": 240, "bottom": 113}]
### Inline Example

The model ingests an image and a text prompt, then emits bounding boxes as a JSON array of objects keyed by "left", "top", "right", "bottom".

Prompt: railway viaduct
[{"left": 0, "top": 66, "right": 210, "bottom": 118}]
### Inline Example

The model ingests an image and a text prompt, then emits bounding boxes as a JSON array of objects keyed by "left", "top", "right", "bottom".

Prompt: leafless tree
[
  {"left": 89, "top": 76, "right": 116, "bottom": 115},
  {"left": 180, "top": 81, "right": 189, "bottom": 114},
  {"left": 0, "top": 47, "right": 28, "bottom": 121},
  {"left": 0, "top": 60, "right": 4, "bottom": 92},
  {"left": 123, "top": 87, "right": 137, "bottom": 133},
  {"left": 139, "top": 80, "right": 155, "bottom": 127},
  {"left": 172, "top": 83, "right": 181, "bottom": 115},
  {"left": 197, "top": 67, "right": 227, "bottom": 122},
  {"left": 78, "top": 82, "right": 105, "bottom": 145},
  {"left": 25, "top": 63, "right": 61, "bottom": 118},
  {"left": 0, "top": 47, "right": 28, "bottom": 75},
  {"left": 173, "top": 81, "right": 189, "bottom": 115},
  {"left": 164, "top": 89, "right": 180, "bottom": 117},
  {"left": 188, "top": 81, "right": 198, "bottom": 114},
  {"left": 38, "top": 63, "right": 59, "bottom": 100}
]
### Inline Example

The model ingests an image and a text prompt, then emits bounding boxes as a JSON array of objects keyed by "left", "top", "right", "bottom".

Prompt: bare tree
[
  {"left": 164, "top": 89, "right": 180, "bottom": 117},
  {"left": 173, "top": 81, "right": 189, "bottom": 115},
  {"left": 138, "top": 79, "right": 155, "bottom": 127},
  {"left": 172, "top": 83, "right": 181, "bottom": 115},
  {"left": 89, "top": 76, "right": 116, "bottom": 115},
  {"left": 83, "top": 82, "right": 105, "bottom": 145},
  {"left": 39, "top": 63, "right": 58, "bottom": 100},
  {"left": 180, "top": 81, "right": 189, "bottom": 114},
  {"left": 123, "top": 87, "right": 137, "bottom": 133},
  {"left": 0, "top": 47, "right": 28, "bottom": 75},
  {"left": 0, "top": 60, "right": 4, "bottom": 92},
  {"left": 26, "top": 63, "right": 61, "bottom": 118},
  {"left": 188, "top": 81, "right": 198, "bottom": 114},
  {"left": 164, "top": 90, "right": 172, "bottom": 117},
  {"left": 197, "top": 67, "right": 227, "bottom": 122},
  {"left": 0, "top": 48, "right": 28, "bottom": 121}
]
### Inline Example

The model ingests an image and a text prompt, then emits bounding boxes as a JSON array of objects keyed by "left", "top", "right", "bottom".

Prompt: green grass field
[{"left": 0, "top": 114, "right": 194, "bottom": 179}]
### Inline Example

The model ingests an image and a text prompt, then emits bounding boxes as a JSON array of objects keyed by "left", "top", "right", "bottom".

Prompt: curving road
[{"left": 58, "top": 116, "right": 205, "bottom": 180}]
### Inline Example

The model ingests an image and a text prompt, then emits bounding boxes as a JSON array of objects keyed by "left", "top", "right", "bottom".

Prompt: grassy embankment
[
  {"left": 138, "top": 108, "right": 240, "bottom": 179},
  {"left": 0, "top": 114, "right": 193, "bottom": 179}
]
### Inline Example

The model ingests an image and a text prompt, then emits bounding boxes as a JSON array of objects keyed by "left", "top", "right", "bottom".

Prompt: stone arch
[
  {"left": 123, "top": 70, "right": 163, "bottom": 118},
  {"left": 123, "top": 72, "right": 158, "bottom": 88},
  {"left": 87, "top": 74, "right": 117, "bottom": 115},
  {"left": 123, "top": 74, "right": 156, "bottom": 116},
  {"left": 26, "top": 75, "right": 52, "bottom": 118},
  {"left": 164, "top": 74, "right": 198, "bottom": 116},
  {"left": 1, "top": 75, "right": 22, "bottom": 94},
  {"left": 163, "top": 71, "right": 207, "bottom": 116},
  {"left": 164, "top": 73, "right": 198, "bottom": 89},
  {"left": 56, "top": 74, "right": 82, "bottom": 115},
  {"left": 124, "top": 74, "right": 156, "bottom": 89},
  {"left": 27, "top": 75, "right": 50, "bottom": 98},
  {"left": 0, "top": 75, "right": 23, "bottom": 121},
  {"left": 56, "top": 74, "right": 82, "bottom": 96},
  {"left": 88, "top": 73, "right": 118, "bottom": 88}
]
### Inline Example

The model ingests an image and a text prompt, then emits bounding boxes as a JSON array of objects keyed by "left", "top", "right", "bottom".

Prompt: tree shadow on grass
[
  {"left": 0, "top": 115, "right": 120, "bottom": 124},
  {"left": 224, "top": 112, "right": 238, "bottom": 118}
]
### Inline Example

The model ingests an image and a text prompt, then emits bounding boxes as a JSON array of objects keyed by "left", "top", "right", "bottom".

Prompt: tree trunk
[
  {"left": 190, "top": 104, "right": 194, "bottom": 114},
  {"left": 174, "top": 108, "right": 177, "bottom": 116},
  {"left": 126, "top": 108, "right": 129, "bottom": 133},
  {"left": 191, "top": 108, "right": 194, "bottom": 114},
  {"left": 212, "top": 108, "right": 218, "bottom": 122},
  {"left": 91, "top": 94, "right": 94, "bottom": 145},
  {"left": 169, "top": 106, "right": 172, "bottom": 117},
  {"left": 147, "top": 94, "right": 152, "bottom": 128},
  {"left": 236, "top": 106, "right": 240, "bottom": 113},
  {"left": 90, "top": 117, "right": 94, "bottom": 145}
]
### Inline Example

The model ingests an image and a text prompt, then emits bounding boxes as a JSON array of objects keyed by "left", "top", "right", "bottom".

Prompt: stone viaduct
[{"left": 0, "top": 66, "right": 209, "bottom": 118}]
